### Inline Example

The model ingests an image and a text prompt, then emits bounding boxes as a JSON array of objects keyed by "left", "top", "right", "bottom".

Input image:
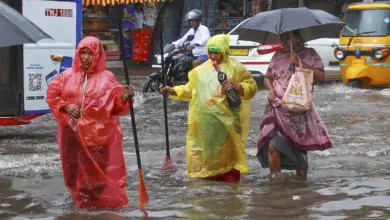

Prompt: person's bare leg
[
  {"left": 192, "top": 60, "right": 201, "bottom": 68},
  {"left": 295, "top": 168, "right": 307, "bottom": 178},
  {"left": 268, "top": 143, "right": 281, "bottom": 174}
]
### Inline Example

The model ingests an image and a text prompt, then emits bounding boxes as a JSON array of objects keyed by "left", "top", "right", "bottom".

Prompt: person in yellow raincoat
[{"left": 161, "top": 34, "right": 257, "bottom": 182}]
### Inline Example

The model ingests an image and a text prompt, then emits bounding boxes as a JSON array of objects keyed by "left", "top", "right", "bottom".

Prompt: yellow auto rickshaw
[{"left": 334, "top": 1, "right": 390, "bottom": 88}]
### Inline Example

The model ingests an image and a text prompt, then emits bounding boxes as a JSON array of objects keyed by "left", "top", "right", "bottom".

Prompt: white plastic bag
[{"left": 281, "top": 56, "right": 313, "bottom": 113}]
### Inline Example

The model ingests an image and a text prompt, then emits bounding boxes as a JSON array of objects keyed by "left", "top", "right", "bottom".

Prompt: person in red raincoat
[{"left": 46, "top": 36, "right": 134, "bottom": 209}]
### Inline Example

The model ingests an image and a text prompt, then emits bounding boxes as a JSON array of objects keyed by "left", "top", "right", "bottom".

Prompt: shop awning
[{"left": 82, "top": 0, "right": 171, "bottom": 6}]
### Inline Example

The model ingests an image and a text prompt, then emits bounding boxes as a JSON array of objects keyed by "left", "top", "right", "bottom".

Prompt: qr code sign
[{"left": 29, "top": 73, "right": 42, "bottom": 91}]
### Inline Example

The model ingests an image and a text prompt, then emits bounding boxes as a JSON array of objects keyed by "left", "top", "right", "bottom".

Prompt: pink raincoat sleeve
[{"left": 46, "top": 71, "right": 71, "bottom": 125}]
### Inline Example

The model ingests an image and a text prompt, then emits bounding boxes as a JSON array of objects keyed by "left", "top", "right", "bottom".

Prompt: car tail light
[
  {"left": 334, "top": 47, "right": 346, "bottom": 60},
  {"left": 257, "top": 44, "right": 282, "bottom": 55},
  {"left": 372, "top": 48, "right": 390, "bottom": 61}
]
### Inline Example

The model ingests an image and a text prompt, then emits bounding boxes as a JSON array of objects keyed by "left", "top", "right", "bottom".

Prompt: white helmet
[{"left": 185, "top": 9, "right": 202, "bottom": 22}]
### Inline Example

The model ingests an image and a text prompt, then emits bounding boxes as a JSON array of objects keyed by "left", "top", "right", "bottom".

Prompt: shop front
[
  {"left": 179, "top": 0, "right": 263, "bottom": 37},
  {"left": 213, "top": 0, "right": 263, "bottom": 35},
  {"left": 80, "top": 0, "right": 168, "bottom": 62}
]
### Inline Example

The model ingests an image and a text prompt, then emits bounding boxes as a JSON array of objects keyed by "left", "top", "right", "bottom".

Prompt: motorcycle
[{"left": 142, "top": 35, "right": 195, "bottom": 93}]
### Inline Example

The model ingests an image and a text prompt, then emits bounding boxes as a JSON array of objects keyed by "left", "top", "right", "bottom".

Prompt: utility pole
[
  {"left": 299, "top": 0, "right": 304, "bottom": 7},
  {"left": 204, "top": 0, "right": 208, "bottom": 26}
]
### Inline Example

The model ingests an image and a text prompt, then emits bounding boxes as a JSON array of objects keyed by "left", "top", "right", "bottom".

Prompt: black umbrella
[
  {"left": 238, "top": 7, "right": 345, "bottom": 44},
  {"left": 0, "top": 1, "right": 52, "bottom": 47}
]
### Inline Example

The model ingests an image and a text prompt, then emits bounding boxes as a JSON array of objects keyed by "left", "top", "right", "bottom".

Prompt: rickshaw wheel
[{"left": 347, "top": 79, "right": 363, "bottom": 88}]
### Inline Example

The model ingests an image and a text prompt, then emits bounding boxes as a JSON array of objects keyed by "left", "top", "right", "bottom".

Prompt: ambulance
[{"left": 0, "top": 0, "right": 82, "bottom": 125}]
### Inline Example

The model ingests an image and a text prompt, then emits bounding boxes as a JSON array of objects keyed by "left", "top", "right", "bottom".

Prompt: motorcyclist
[{"left": 172, "top": 9, "right": 211, "bottom": 68}]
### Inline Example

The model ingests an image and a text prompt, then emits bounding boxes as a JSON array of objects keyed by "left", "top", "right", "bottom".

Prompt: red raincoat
[{"left": 46, "top": 37, "right": 131, "bottom": 209}]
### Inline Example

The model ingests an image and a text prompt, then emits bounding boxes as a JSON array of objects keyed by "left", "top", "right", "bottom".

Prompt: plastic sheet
[
  {"left": 46, "top": 37, "right": 131, "bottom": 208},
  {"left": 0, "top": 114, "right": 43, "bottom": 126}
]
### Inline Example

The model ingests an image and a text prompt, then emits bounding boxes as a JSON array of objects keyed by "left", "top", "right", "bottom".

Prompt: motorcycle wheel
[
  {"left": 142, "top": 77, "right": 162, "bottom": 93},
  {"left": 347, "top": 79, "right": 363, "bottom": 88}
]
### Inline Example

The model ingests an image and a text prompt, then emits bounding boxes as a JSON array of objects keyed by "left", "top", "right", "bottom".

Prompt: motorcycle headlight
[
  {"left": 372, "top": 48, "right": 390, "bottom": 61},
  {"left": 334, "top": 48, "right": 346, "bottom": 60}
]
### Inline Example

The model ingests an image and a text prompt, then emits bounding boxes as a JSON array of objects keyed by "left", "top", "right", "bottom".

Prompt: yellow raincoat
[{"left": 169, "top": 34, "right": 257, "bottom": 178}]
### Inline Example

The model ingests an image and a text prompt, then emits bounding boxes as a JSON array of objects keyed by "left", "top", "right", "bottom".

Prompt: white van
[{"left": 0, "top": 0, "right": 77, "bottom": 125}]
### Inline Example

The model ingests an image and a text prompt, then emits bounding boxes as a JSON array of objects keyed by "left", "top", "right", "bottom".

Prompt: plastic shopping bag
[{"left": 281, "top": 57, "right": 313, "bottom": 113}]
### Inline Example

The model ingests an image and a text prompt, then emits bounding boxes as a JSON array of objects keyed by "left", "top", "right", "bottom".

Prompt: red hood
[{"left": 72, "top": 36, "right": 106, "bottom": 76}]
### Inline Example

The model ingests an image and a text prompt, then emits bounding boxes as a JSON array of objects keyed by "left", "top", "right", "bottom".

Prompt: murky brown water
[{"left": 1, "top": 76, "right": 390, "bottom": 220}]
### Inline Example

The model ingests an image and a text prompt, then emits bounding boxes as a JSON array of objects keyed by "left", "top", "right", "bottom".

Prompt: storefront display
[
  {"left": 143, "top": 2, "right": 158, "bottom": 28},
  {"left": 82, "top": 5, "right": 120, "bottom": 61},
  {"left": 214, "top": 0, "right": 246, "bottom": 34},
  {"left": 121, "top": 4, "right": 136, "bottom": 59},
  {"left": 212, "top": 0, "right": 263, "bottom": 35},
  {"left": 122, "top": 2, "right": 159, "bottom": 61},
  {"left": 131, "top": 28, "right": 152, "bottom": 61},
  {"left": 81, "top": 1, "right": 162, "bottom": 62}
]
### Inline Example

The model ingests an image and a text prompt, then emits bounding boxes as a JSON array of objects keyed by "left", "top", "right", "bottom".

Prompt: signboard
[
  {"left": 45, "top": 8, "right": 73, "bottom": 17},
  {"left": 23, "top": 0, "right": 76, "bottom": 114}
]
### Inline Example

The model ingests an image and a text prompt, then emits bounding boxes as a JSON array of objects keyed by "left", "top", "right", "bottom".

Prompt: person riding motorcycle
[{"left": 172, "top": 9, "right": 211, "bottom": 68}]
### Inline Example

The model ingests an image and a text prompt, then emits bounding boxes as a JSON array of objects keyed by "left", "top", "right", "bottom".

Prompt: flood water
[{"left": 1, "top": 76, "right": 390, "bottom": 220}]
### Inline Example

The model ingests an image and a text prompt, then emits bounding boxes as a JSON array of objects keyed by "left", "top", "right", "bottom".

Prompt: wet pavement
[{"left": 1, "top": 76, "right": 390, "bottom": 220}]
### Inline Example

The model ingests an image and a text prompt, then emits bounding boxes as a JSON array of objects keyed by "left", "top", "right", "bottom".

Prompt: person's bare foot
[
  {"left": 295, "top": 168, "right": 307, "bottom": 178},
  {"left": 268, "top": 144, "right": 281, "bottom": 173}
]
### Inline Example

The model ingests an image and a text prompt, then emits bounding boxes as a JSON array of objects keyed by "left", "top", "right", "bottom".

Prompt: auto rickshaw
[{"left": 334, "top": 1, "right": 390, "bottom": 88}]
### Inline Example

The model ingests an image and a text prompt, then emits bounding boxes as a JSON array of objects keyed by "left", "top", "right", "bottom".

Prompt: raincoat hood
[
  {"left": 206, "top": 34, "right": 231, "bottom": 62},
  {"left": 72, "top": 36, "right": 106, "bottom": 75}
]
